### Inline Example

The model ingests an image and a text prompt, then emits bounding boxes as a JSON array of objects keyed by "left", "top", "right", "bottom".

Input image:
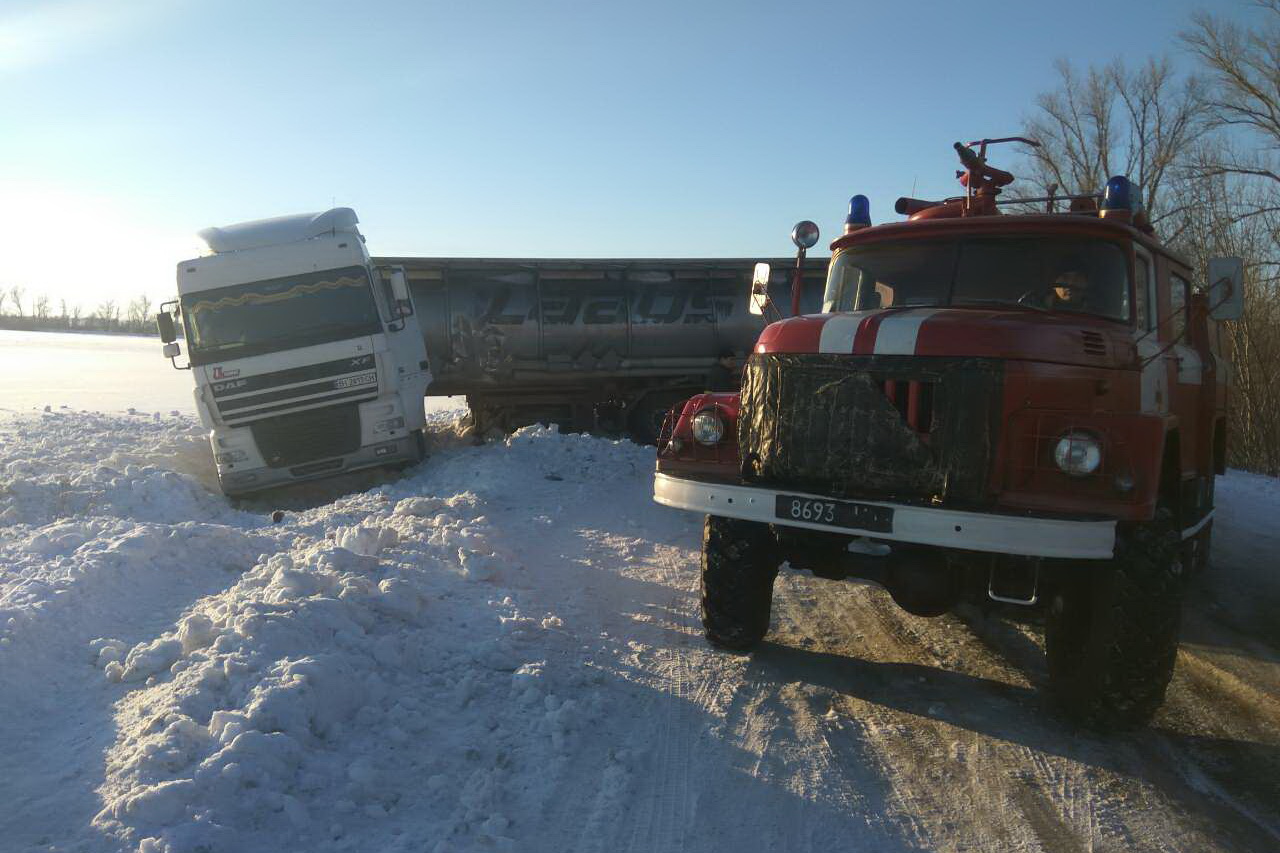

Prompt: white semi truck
[
  {"left": 159, "top": 208, "right": 826, "bottom": 497},
  {"left": 158, "top": 209, "right": 432, "bottom": 496}
]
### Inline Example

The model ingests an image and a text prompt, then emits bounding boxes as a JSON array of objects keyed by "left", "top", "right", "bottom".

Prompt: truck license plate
[{"left": 774, "top": 494, "right": 893, "bottom": 533}]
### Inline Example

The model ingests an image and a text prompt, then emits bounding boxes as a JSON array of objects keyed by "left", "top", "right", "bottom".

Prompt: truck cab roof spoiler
[{"left": 197, "top": 207, "right": 360, "bottom": 255}]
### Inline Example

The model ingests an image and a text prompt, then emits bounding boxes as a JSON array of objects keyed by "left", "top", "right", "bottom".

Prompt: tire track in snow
[
  {"left": 772, "top": 576, "right": 1128, "bottom": 852},
  {"left": 619, "top": 544, "right": 703, "bottom": 853}
]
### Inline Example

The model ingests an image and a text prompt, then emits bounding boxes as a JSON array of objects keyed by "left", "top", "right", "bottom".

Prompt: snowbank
[
  {"left": 5, "top": 407, "right": 1278, "bottom": 853},
  {"left": 1, "top": 411, "right": 679, "bottom": 852}
]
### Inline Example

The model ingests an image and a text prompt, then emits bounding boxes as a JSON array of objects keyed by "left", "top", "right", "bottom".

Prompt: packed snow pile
[{"left": 0, "top": 409, "right": 687, "bottom": 853}]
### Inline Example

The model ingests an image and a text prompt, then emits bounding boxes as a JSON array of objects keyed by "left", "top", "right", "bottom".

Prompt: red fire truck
[{"left": 653, "top": 138, "right": 1244, "bottom": 729}]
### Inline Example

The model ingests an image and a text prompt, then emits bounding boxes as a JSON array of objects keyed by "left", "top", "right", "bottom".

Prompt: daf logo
[{"left": 213, "top": 379, "right": 248, "bottom": 393}]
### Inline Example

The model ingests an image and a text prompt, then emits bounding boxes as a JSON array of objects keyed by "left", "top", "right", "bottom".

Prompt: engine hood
[{"left": 754, "top": 307, "right": 1136, "bottom": 369}]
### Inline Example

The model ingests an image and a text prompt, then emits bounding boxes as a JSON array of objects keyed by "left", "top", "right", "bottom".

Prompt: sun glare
[{"left": 0, "top": 181, "right": 199, "bottom": 313}]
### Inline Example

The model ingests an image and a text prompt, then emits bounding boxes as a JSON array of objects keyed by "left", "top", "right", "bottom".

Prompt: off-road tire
[
  {"left": 1045, "top": 508, "right": 1183, "bottom": 730},
  {"left": 701, "top": 515, "right": 779, "bottom": 650}
]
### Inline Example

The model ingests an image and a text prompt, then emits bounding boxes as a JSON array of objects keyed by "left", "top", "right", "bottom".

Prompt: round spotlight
[{"left": 791, "top": 220, "right": 820, "bottom": 250}]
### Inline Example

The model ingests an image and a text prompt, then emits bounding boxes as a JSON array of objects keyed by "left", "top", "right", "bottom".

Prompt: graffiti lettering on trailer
[{"left": 478, "top": 285, "right": 737, "bottom": 327}]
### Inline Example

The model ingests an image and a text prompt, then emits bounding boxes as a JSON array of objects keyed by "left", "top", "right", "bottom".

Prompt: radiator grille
[
  {"left": 738, "top": 354, "right": 1002, "bottom": 504},
  {"left": 250, "top": 403, "right": 362, "bottom": 468}
]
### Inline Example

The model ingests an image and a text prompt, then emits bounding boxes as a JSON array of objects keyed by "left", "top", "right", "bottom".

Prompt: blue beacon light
[
  {"left": 1100, "top": 176, "right": 1141, "bottom": 219},
  {"left": 845, "top": 195, "right": 871, "bottom": 233}
]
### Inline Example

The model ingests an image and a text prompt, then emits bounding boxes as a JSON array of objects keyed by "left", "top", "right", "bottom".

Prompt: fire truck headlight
[
  {"left": 1053, "top": 431, "right": 1102, "bottom": 477},
  {"left": 691, "top": 410, "right": 725, "bottom": 446}
]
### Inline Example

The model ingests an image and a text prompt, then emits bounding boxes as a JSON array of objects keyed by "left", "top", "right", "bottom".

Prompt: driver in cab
[{"left": 1046, "top": 268, "right": 1090, "bottom": 312}]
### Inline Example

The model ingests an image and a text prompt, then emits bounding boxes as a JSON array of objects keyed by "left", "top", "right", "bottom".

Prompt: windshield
[
  {"left": 823, "top": 236, "right": 1131, "bottom": 323},
  {"left": 182, "top": 266, "right": 382, "bottom": 365}
]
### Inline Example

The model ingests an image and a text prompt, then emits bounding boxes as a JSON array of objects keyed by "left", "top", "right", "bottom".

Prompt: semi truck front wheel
[{"left": 700, "top": 515, "right": 779, "bottom": 650}]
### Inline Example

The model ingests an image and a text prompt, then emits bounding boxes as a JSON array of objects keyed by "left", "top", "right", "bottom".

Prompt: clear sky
[{"left": 0, "top": 0, "right": 1251, "bottom": 313}]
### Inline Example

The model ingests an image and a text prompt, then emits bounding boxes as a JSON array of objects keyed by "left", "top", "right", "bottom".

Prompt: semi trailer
[{"left": 157, "top": 208, "right": 825, "bottom": 496}]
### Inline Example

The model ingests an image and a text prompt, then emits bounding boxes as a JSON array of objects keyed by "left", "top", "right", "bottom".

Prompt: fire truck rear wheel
[
  {"left": 701, "top": 515, "right": 779, "bottom": 651},
  {"left": 1045, "top": 507, "right": 1183, "bottom": 730}
]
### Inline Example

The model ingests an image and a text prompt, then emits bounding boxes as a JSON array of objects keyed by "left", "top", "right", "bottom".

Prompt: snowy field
[
  {"left": 0, "top": 331, "right": 199, "bottom": 417},
  {"left": 2, "top": 343, "right": 1280, "bottom": 851}
]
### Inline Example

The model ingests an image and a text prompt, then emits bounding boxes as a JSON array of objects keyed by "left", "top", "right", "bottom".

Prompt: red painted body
[{"left": 659, "top": 210, "right": 1230, "bottom": 531}]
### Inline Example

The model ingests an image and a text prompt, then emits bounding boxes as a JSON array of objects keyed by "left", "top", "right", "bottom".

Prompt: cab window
[
  {"left": 1170, "top": 272, "right": 1189, "bottom": 340},
  {"left": 1134, "top": 255, "right": 1151, "bottom": 329}
]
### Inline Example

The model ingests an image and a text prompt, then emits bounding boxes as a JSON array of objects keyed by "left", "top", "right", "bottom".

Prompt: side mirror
[
  {"left": 389, "top": 268, "right": 410, "bottom": 303},
  {"left": 162, "top": 342, "right": 181, "bottom": 359},
  {"left": 384, "top": 266, "right": 414, "bottom": 321},
  {"left": 156, "top": 311, "right": 177, "bottom": 343},
  {"left": 749, "top": 262, "right": 771, "bottom": 316},
  {"left": 1208, "top": 256, "right": 1244, "bottom": 321}
]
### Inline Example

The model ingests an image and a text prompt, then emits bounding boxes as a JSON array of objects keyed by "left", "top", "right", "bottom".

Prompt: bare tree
[
  {"left": 1182, "top": 1, "right": 1280, "bottom": 258},
  {"left": 1178, "top": 2, "right": 1280, "bottom": 474},
  {"left": 1020, "top": 57, "right": 1208, "bottom": 229},
  {"left": 0, "top": 289, "right": 7, "bottom": 315},
  {"left": 96, "top": 300, "right": 118, "bottom": 330},
  {"left": 126, "top": 294, "right": 153, "bottom": 330},
  {"left": 69, "top": 303, "right": 82, "bottom": 328},
  {"left": 33, "top": 295, "right": 50, "bottom": 320},
  {"left": 9, "top": 285, "right": 24, "bottom": 317}
]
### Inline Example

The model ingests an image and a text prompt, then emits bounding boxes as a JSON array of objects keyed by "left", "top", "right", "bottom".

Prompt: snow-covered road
[{"left": 1, "top": 410, "right": 1278, "bottom": 853}]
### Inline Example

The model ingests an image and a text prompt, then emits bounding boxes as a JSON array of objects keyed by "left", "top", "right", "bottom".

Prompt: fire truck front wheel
[
  {"left": 1045, "top": 508, "right": 1183, "bottom": 730},
  {"left": 700, "top": 515, "right": 779, "bottom": 651}
]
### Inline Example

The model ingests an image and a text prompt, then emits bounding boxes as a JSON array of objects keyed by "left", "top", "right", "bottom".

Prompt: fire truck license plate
[{"left": 774, "top": 495, "right": 893, "bottom": 533}]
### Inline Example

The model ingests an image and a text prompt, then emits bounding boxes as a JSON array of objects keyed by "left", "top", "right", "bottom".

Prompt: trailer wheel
[
  {"left": 629, "top": 393, "right": 687, "bottom": 446},
  {"left": 700, "top": 515, "right": 779, "bottom": 650},
  {"left": 1045, "top": 508, "right": 1183, "bottom": 730}
]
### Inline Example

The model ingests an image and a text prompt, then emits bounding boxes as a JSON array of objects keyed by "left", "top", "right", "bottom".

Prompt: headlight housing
[
  {"left": 1053, "top": 431, "right": 1102, "bottom": 477},
  {"left": 690, "top": 409, "right": 725, "bottom": 446}
]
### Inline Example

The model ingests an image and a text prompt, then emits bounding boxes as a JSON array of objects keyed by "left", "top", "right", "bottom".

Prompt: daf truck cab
[{"left": 157, "top": 208, "right": 431, "bottom": 496}]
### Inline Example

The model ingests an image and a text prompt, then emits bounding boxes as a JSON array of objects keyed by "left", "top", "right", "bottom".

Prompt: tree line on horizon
[
  {"left": 1013, "top": 1, "right": 1280, "bottom": 475},
  {"left": 0, "top": 285, "right": 162, "bottom": 335}
]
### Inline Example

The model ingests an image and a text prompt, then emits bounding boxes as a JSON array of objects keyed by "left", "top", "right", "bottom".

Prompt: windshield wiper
[{"left": 955, "top": 298, "right": 1050, "bottom": 313}]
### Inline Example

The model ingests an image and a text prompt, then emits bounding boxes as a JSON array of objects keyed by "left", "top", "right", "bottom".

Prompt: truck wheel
[
  {"left": 1045, "top": 508, "right": 1183, "bottom": 730},
  {"left": 629, "top": 393, "right": 686, "bottom": 446},
  {"left": 701, "top": 515, "right": 779, "bottom": 650}
]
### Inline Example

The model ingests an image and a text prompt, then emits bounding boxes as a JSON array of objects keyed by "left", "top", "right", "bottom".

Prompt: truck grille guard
[{"left": 738, "top": 353, "right": 1003, "bottom": 506}]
